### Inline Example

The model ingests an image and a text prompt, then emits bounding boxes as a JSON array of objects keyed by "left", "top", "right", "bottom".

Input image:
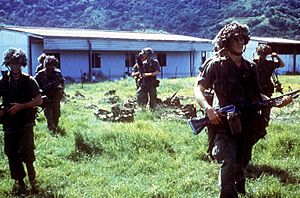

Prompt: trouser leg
[
  {"left": 137, "top": 88, "right": 148, "bottom": 107},
  {"left": 44, "top": 105, "right": 55, "bottom": 130},
  {"left": 148, "top": 86, "right": 157, "bottom": 110},
  {"left": 212, "top": 134, "right": 238, "bottom": 198},
  {"left": 4, "top": 132, "right": 26, "bottom": 180},
  {"left": 53, "top": 101, "right": 61, "bottom": 127}
]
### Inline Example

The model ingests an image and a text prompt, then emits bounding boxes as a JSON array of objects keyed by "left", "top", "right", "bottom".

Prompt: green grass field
[{"left": 0, "top": 76, "right": 299, "bottom": 197}]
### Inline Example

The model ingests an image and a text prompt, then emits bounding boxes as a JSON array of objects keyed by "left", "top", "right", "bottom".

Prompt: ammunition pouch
[{"left": 227, "top": 111, "right": 242, "bottom": 135}]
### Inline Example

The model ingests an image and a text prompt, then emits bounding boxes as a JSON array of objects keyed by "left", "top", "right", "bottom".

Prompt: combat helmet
[
  {"left": 37, "top": 53, "right": 47, "bottom": 64},
  {"left": 256, "top": 44, "right": 272, "bottom": 55},
  {"left": 44, "top": 56, "right": 59, "bottom": 68},
  {"left": 141, "top": 47, "right": 154, "bottom": 57},
  {"left": 213, "top": 21, "right": 250, "bottom": 50},
  {"left": 2, "top": 48, "right": 27, "bottom": 67}
]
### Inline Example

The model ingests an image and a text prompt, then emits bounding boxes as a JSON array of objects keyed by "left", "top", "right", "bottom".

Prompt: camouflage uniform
[
  {"left": 1, "top": 48, "right": 41, "bottom": 194},
  {"left": 254, "top": 44, "right": 283, "bottom": 126},
  {"left": 196, "top": 22, "right": 266, "bottom": 197},
  {"left": 34, "top": 56, "right": 65, "bottom": 131},
  {"left": 132, "top": 48, "right": 160, "bottom": 109}
]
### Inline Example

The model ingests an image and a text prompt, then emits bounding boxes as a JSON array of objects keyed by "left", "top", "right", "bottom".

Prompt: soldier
[
  {"left": 254, "top": 44, "right": 285, "bottom": 126},
  {"left": 131, "top": 47, "right": 160, "bottom": 110},
  {"left": 0, "top": 48, "right": 42, "bottom": 194},
  {"left": 254, "top": 44, "right": 285, "bottom": 97},
  {"left": 34, "top": 56, "right": 65, "bottom": 132},
  {"left": 35, "top": 53, "right": 47, "bottom": 74},
  {"left": 194, "top": 21, "right": 291, "bottom": 197}
]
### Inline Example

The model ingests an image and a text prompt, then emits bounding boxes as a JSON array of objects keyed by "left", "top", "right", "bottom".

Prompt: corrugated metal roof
[
  {"left": 251, "top": 36, "right": 300, "bottom": 44},
  {"left": 2, "top": 26, "right": 212, "bottom": 43}
]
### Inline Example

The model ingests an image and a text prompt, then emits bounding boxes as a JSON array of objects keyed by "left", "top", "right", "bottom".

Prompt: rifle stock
[{"left": 188, "top": 117, "right": 210, "bottom": 135}]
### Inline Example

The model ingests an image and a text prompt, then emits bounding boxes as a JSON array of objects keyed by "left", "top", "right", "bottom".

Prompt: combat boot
[
  {"left": 30, "top": 179, "right": 39, "bottom": 194},
  {"left": 12, "top": 179, "right": 27, "bottom": 195}
]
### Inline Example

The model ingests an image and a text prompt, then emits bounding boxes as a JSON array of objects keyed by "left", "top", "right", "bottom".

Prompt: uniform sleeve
[
  {"left": 132, "top": 64, "right": 138, "bottom": 73},
  {"left": 29, "top": 76, "right": 41, "bottom": 98},
  {"left": 267, "top": 60, "right": 279, "bottom": 70},
  {"left": 197, "top": 60, "right": 216, "bottom": 89},
  {"left": 154, "top": 60, "right": 160, "bottom": 72}
]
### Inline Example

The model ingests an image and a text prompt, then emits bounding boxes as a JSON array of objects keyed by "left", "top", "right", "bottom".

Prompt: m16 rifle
[
  {"left": 188, "top": 89, "right": 300, "bottom": 135},
  {"left": 272, "top": 71, "right": 283, "bottom": 94}
]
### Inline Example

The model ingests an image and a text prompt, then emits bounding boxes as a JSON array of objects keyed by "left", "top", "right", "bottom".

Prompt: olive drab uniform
[
  {"left": 254, "top": 58, "right": 282, "bottom": 126},
  {"left": 34, "top": 68, "right": 64, "bottom": 131},
  {"left": 0, "top": 73, "right": 40, "bottom": 183},
  {"left": 132, "top": 58, "right": 160, "bottom": 109},
  {"left": 198, "top": 57, "right": 266, "bottom": 197},
  {"left": 254, "top": 59, "right": 281, "bottom": 97}
]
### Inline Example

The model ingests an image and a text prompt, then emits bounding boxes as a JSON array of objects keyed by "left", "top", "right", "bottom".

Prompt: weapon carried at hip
[{"left": 188, "top": 89, "right": 300, "bottom": 135}]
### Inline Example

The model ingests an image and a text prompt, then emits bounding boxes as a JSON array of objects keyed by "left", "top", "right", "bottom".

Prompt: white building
[{"left": 0, "top": 26, "right": 213, "bottom": 81}]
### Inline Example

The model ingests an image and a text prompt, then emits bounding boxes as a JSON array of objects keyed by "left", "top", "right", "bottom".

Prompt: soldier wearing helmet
[
  {"left": 0, "top": 48, "right": 42, "bottom": 195},
  {"left": 35, "top": 53, "right": 48, "bottom": 74},
  {"left": 195, "top": 21, "right": 292, "bottom": 198},
  {"left": 254, "top": 43, "right": 285, "bottom": 97},
  {"left": 194, "top": 21, "right": 266, "bottom": 197},
  {"left": 254, "top": 44, "right": 285, "bottom": 127},
  {"left": 131, "top": 47, "right": 160, "bottom": 109},
  {"left": 34, "top": 55, "right": 65, "bottom": 131}
]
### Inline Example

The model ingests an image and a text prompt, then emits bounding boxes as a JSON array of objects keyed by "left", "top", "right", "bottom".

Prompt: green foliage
[
  {"left": 0, "top": 0, "right": 299, "bottom": 39},
  {"left": 0, "top": 76, "right": 299, "bottom": 197}
]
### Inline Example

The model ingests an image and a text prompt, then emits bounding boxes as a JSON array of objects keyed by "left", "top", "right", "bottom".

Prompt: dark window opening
[
  {"left": 92, "top": 53, "right": 101, "bottom": 68},
  {"left": 46, "top": 53, "right": 61, "bottom": 68},
  {"left": 125, "top": 52, "right": 136, "bottom": 67},
  {"left": 157, "top": 53, "right": 167, "bottom": 66}
]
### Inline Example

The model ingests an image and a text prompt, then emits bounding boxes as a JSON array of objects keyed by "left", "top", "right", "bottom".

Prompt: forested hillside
[{"left": 0, "top": 0, "right": 299, "bottom": 39}]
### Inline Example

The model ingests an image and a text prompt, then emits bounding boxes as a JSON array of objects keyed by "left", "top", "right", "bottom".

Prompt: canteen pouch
[{"left": 227, "top": 111, "right": 242, "bottom": 135}]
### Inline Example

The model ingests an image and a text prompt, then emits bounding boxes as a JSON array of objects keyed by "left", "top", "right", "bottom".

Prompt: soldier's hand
[
  {"left": 206, "top": 106, "right": 222, "bottom": 125},
  {"left": 7, "top": 103, "right": 23, "bottom": 115}
]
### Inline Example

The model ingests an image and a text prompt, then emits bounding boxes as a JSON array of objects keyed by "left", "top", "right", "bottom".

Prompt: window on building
[
  {"left": 201, "top": 51, "right": 207, "bottom": 64},
  {"left": 157, "top": 52, "right": 167, "bottom": 66},
  {"left": 92, "top": 53, "right": 101, "bottom": 68},
  {"left": 46, "top": 52, "right": 61, "bottom": 68},
  {"left": 125, "top": 52, "right": 136, "bottom": 67}
]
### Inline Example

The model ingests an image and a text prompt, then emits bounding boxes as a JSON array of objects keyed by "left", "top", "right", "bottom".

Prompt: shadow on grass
[
  {"left": 246, "top": 164, "right": 300, "bottom": 184},
  {"left": 4, "top": 187, "right": 62, "bottom": 198}
]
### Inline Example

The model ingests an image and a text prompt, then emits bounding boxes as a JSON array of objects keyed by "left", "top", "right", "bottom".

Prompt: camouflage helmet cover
[
  {"left": 256, "top": 44, "right": 272, "bottom": 55},
  {"left": 141, "top": 47, "right": 154, "bottom": 57},
  {"left": 44, "top": 56, "right": 59, "bottom": 68},
  {"left": 2, "top": 48, "right": 28, "bottom": 67},
  {"left": 213, "top": 21, "right": 250, "bottom": 50},
  {"left": 37, "top": 53, "right": 47, "bottom": 64}
]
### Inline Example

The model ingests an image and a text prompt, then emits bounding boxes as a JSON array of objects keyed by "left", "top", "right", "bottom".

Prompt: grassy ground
[{"left": 0, "top": 76, "right": 299, "bottom": 197}]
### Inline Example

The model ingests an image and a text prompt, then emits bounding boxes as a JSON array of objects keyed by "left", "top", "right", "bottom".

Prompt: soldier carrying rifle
[
  {"left": 0, "top": 48, "right": 42, "bottom": 195},
  {"left": 131, "top": 47, "right": 160, "bottom": 110},
  {"left": 193, "top": 21, "right": 293, "bottom": 198},
  {"left": 254, "top": 43, "right": 285, "bottom": 126},
  {"left": 34, "top": 56, "right": 65, "bottom": 132}
]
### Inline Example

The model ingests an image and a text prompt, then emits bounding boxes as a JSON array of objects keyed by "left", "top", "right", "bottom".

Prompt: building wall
[
  {"left": 0, "top": 30, "right": 29, "bottom": 75},
  {"left": 97, "top": 51, "right": 127, "bottom": 80},
  {"left": 162, "top": 52, "right": 192, "bottom": 78},
  {"left": 31, "top": 43, "right": 44, "bottom": 75},
  {"left": 59, "top": 51, "right": 89, "bottom": 80}
]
